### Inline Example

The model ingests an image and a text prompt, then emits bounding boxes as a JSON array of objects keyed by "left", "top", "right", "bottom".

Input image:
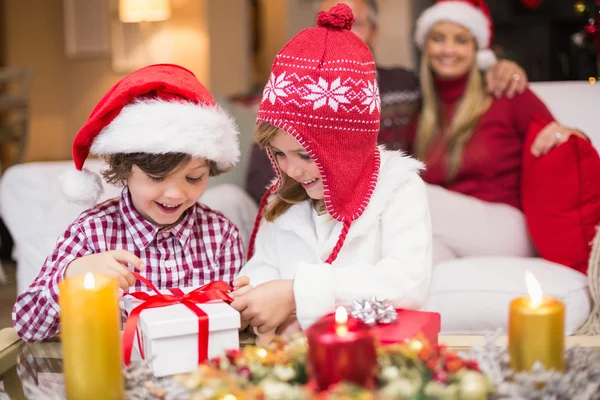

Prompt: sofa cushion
[
  {"left": 422, "top": 257, "right": 590, "bottom": 335},
  {"left": 521, "top": 116, "right": 600, "bottom": 274}
]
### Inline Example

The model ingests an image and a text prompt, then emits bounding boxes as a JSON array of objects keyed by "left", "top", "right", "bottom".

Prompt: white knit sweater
[{"left": 238, "top": 149, "right": 433, "bottom": 329}]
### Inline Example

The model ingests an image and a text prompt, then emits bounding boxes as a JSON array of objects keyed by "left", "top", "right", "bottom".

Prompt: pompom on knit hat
[
  {"left": 414, "top": 0, "right": 497, "bottom": 70},
  {"left": 248, "top": 3, "right": 381, "bottom": 265},
  {"left": 60, "top": 63, "right": 240, "bottom": 206}
]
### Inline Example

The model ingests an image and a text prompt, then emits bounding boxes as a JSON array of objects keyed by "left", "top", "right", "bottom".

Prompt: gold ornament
[
  {"left": 574, "top": 1, "right": 588, "bottom": 14},
  {"left": 407, "top": 338, "right": 424, "bottom": 353},
  {"left": 458, "top": 371, "right": 489, "bottom": 400}
]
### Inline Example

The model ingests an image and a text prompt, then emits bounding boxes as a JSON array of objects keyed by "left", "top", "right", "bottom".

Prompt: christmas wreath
[{"left": 173, "top": 334, "right": 491, "bottom": 400}]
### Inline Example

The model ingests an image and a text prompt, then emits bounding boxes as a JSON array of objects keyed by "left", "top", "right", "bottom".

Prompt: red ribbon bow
[{"left": 122, "top": 271, "right": 233, "bottom": 366}]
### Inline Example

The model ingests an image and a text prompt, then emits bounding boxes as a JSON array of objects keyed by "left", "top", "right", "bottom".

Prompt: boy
[{"left": 13, "top": 64, "right": 244, "bottom": 342}]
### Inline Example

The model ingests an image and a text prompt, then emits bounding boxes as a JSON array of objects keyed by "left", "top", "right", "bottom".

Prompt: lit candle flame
[
  {"left": 335, "top": 306, "right": 348, "bottom": 324},
  {"left": 525, "top": 270, "right": 543, "bottom": 307},
  {"left": 83, "top": 273, "right": 95, "bottom": 289}
]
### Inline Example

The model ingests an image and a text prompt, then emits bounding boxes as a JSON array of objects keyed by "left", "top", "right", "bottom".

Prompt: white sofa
[{"left": 0, "top": 82, "right": 596, "bottom": 334}]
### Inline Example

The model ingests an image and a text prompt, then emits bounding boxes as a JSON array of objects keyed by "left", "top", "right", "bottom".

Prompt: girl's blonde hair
[
  {"left": 254, "top": 122, "right": 325, "bottom": 221},
  {"left": 414, "top": 46, "right": 492, "bottom": 181}
]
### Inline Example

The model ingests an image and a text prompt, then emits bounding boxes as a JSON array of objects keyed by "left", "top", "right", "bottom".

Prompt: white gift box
[{"left": 123, "top": 288, "right": 240, "bottom": 377}]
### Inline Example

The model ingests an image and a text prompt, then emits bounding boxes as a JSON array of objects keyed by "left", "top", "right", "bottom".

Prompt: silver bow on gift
[{"left": 347, "top": 297, "right": 398, "bottom": 326}]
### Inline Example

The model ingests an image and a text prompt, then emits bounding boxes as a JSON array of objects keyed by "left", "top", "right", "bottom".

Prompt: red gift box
[{"left": 373, "top": 309, "right": 441, "bottom": 346}]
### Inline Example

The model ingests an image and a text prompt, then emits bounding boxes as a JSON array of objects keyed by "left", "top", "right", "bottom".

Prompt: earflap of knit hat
[{"left": 414, "top": 0, "right": 492, "bottom": 51}]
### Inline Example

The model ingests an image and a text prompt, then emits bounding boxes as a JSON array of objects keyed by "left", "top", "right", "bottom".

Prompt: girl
[{"left": 231, "top": 3, "right": 432, "bottom": 335}]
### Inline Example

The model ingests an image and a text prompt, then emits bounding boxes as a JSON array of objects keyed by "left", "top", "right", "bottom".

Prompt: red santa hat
[
  {"left": 247, "top": 3, "right": 381, "bottom": 265},
  {"left": 414, "top": 0, "right": 497, "bottom": 70},
  {"left": 60, "top": 63, "right": 240, "bottom": 206}
]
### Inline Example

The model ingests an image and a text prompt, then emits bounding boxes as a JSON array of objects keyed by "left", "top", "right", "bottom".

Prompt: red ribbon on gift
[{"left": 122, "top": 271, "right": 233, "bottom": 366}]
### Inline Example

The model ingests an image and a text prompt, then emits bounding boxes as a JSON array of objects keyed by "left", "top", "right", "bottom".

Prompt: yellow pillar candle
[
  {"left": 508, "top": 271, "right": 564, "bottom": 372},
  {"left": 59, "top": 273, "right": 124, "bottom": 400}
]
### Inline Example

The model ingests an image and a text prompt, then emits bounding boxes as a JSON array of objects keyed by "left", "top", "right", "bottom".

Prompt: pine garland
[
  {"left": 19, "top": 333, "right": 600, "bottom": 400},
  {"left": 464, "top": 332, "right": 600, "bottom": 400}
]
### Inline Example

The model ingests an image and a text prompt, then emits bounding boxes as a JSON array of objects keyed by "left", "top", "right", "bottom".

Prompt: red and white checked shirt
[{"left": 12, "top": 188, "right": 244, "bottom": 342}]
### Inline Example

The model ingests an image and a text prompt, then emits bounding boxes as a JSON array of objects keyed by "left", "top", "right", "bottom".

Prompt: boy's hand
[
  {"left": 66, "top": 250, "right": 145, "bottom": 291},
  {"left": 230, "top": 283, "right": 253, "bottom": 330},
  {"left": 232, "top": 276, "right": 250, "bottom": 290}
]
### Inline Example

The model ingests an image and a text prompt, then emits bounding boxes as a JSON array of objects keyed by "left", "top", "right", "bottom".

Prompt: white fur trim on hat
[
  {"left": 90, "top": 99, "right": 240, "bottom": 170},
  {"left": 477, "top": 48, "right": 497, "bottom": 70},
  {"left": 415, "top": 2, "right": 490, "bottom": 49},
  {"left": 59, "top": 168, "right": 104, "bottom": 207}
]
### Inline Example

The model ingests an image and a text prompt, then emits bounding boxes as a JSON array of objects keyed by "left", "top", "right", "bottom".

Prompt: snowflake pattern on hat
[{"left": 262, "top": 71, "right": 380, "bottom": 115}]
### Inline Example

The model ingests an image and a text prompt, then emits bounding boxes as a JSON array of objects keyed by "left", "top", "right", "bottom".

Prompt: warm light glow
[
  {"left": 574, "top": 1, "right": 588, "bottom": 14},
  {"left": 256, "top": 348, "right": 268, "bottom": 358},
  {"left": 407, "top": 338, "right": 424, "bottom": 352},
  {"left": 222, "top": 395, "right": 237, "bottom": 400},
  {"left": 83, "top": 273, "right": 95, "bottom": 290},
  {"left": 525, "top": 270, "right": 543, "bottom": 307},
  {"left": 119, "top": 0, "right": 171, "bottom": 23},
  {"left": 334, "top": 307, "right": 348, "bottom": 324},
  {"left": 589, "top": 77, "right": 597, "bottom": 84}
]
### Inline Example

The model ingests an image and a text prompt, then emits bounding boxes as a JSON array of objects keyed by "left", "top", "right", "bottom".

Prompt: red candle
[{"left": 306, "top": 307, "right": 377, "bottom": 391}]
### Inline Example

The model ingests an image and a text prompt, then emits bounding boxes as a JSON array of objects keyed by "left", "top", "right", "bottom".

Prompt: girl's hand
[
  {"left": 232, "top": 275, "right": 250, "bottom": 290},
  {"left": 234, "top": 280, "right": 295, "bottom": 334}
]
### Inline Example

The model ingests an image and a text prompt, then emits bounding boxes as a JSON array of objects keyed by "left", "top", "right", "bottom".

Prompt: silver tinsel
[
  {"left": 347, "top": 297, "right": 398, "bottom": 326},
  {"left": 464, "top": 331, "right": 600, "bottom": 400},
  {"left": 21, "top": 359, "right": 189, "bottom": 400}
]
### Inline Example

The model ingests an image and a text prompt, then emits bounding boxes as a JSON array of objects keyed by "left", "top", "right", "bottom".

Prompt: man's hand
[{"left": 485, "top": 60, "right": 528, "bottom": 99}]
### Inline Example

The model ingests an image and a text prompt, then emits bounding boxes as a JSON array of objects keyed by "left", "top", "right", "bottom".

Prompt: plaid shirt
[{"left": 12, "top": 188, "right": 244, "bottom": 342}]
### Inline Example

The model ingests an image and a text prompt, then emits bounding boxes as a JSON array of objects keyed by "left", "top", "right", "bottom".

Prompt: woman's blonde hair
[
  {"left": 414, "top": 43, "right": 492, "bottom": 181},
  {"left": 254, "top": 122, "right": 325, "bottom": 221}
]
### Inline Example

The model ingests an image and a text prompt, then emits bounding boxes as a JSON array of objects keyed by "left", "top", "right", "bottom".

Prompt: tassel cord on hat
[
  {"left": 248, "top": 190, "right": 351, "bottom": 266},
  {"left": 324, "top": 220, "right": 351, "bottom": 264},
  {"left": 247, "top": 185, "right": 276, "bottom": 260}
]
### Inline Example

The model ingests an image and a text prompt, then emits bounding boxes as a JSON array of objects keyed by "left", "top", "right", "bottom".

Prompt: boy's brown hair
[{"left": 102, "top": 153, "right": 223, "bottom": 186}]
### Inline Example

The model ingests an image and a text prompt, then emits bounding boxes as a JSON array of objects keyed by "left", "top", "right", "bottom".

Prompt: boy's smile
[{"left": 127, "top": 158, "right": 210, "bottom": 227}]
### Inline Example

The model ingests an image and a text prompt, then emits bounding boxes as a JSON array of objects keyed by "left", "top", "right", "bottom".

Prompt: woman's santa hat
[
  {"left": 248, "top": 3, "right": 381, "bottom": 265},
  {"left": 60, "top": 63, "right": 240, "bottom": 206},
  {"left": 414, "top": 0, "right": 497, "bottom": 70}
]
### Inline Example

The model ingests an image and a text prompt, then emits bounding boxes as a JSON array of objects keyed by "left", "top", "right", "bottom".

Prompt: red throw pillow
[{"left": 522, "top": 116, "right": 600, "bottom": 274}]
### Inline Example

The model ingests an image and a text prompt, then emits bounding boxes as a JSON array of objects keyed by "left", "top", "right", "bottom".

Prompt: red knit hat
[
  {"left": 248, "top": 3, "right": 381, "bottom": 264},
  {"left": 414, "top": 0, "right": 497, "bottom": 70},
  {"left": 60, "top": 64, "right": 239, "bottom": 205}
]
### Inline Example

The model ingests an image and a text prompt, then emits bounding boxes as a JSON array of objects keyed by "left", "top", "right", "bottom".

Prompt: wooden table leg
[{"left": 2, "top": 365, "right": 26, "bottom": 400}]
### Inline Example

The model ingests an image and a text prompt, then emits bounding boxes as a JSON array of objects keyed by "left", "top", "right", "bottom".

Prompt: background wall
[{"left": 5, "top": 0, "right": 415, "bottom": 163}]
